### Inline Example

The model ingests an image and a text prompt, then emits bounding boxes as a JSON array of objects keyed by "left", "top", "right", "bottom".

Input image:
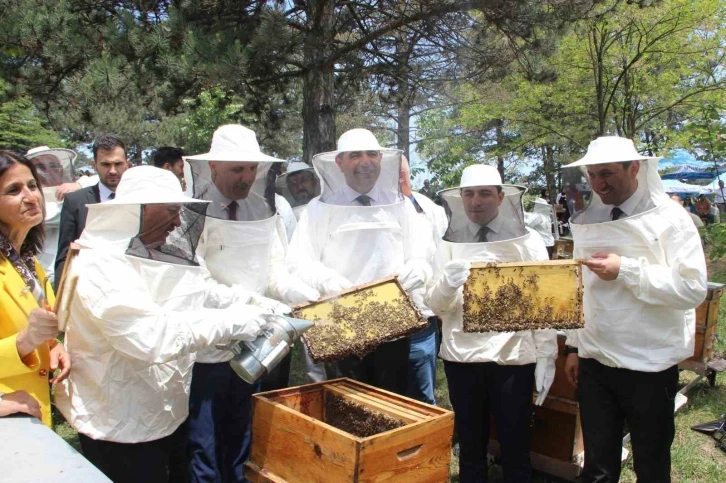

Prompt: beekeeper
[
  {"left": 424, "top": 164, "right": 557, "bottom": 483},
  {"left": 55, "top": 167, "right": 281, "bottom": 483},
  {"left": 524, "top": 198, "right": 556, "bottom": 259},
  {"left": 562, "top": 136, "right": 707, "bottom": 483},
  {"left": 275, "top": 160, "right": 327, "bottom": 382},
  {"left": 287, "top": 128, "right": 433, "bottom": 395},
  {"left": 400, "top": 154, "right": 447, "bottom": 404},
  {"left": 184, "top": 124, "right": 319, "bottom": 482},
  {"left": 25, "top": 146, "right": 95, "bottom": 284}
]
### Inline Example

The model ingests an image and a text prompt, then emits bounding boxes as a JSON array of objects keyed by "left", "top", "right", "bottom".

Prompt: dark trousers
[
  {"left": 187, "top": 362, "right": 259, "bottom": 483},
  {"left": 79, "top": 426, "right": 181, "bottom": 483},
  {"left": 578, "top": 358, "right": 678, "bottom": 483},
  {"left": 327, "top": 337, "right": 410, "bottom": 395},
  {"left": 444, "top": 360, "right": 535, "bottom": 483}
]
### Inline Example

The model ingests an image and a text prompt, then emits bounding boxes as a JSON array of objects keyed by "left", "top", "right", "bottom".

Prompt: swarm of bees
[
  {"left": 295, "top": 282, "right": 428, "bottom": 362},
  {"left": 463, "top": 264, "right": 584, "bottom": 332},
  {"left": 324, "top": 393, "right": 405, "bottom": 438}
]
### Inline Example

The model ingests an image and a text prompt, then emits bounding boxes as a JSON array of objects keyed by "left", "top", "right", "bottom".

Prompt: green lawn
[{"left": 54, "top": 258, "right": 726, "bottom": 482}]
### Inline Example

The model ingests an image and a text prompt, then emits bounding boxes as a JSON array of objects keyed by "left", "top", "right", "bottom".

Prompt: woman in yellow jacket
[{"left": 0, "top": 150, "right": 71, "bottom": 427}]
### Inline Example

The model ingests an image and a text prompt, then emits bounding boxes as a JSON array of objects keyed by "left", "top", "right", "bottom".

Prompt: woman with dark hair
[{"left": 0, "top": 150, "right": 70, "bottom": 427}]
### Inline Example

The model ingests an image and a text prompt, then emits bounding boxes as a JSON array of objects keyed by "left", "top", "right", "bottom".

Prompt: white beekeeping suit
[
  {"left": 287, "top": 128, "right": 433, "bottom": 394},
  {"left": 184, "top": 125, "right": 319, "bottom": 366},
  {"left": 425, "top": 165, "right": 557, "bottom": 399},
  {"left": 424, "top": 164, "right": 557, "bottom": 482},
  {"left": 55, "top": 167, "right": 271, "bottom": 444},
  {"left": 288, "top": 129, "right": 431, "bottom": 293},
  {"left": 564, "top": 137, "right": 707, "bottom": 370},
  {"left": 26, "top": 146, "right": 81, "bottom": 284}
]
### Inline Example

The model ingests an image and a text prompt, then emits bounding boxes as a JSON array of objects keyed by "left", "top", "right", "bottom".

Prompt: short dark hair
[
  {"left": 152, "top": 147, "right": 184, "bottom": 168},
  {"left": 540, "top": 188, "right": 547, "bottom": 198},
  {"left": 0, "top": 150, "right": 45, "bottom": 256},
  {"left": 93, "top": 135, "right": 126, "bottom": 161}
]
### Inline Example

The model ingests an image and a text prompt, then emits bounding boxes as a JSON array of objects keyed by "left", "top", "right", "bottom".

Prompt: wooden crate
[
  {"left": 553, "top": 239, "right": 574, "bottom": 260},
  {"left": 463, "top": 260, "right": 583, "bottom": 332},
  {"left": 488, "top": 394, "right": 583, "bottom": 481},
  {"left": 246, "top": 378, "right": 454, "bottom": 483},
  {"left": 689, "top": 282, "right": 724, "bottom": 363},
  {"left": 293, "top": 277, "right": 428, "bottom": 363}
]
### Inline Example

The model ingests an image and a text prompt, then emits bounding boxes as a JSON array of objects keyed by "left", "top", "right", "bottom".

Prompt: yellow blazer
[{"left": 0, "top": 257, "right": 55, "bottom": 427}]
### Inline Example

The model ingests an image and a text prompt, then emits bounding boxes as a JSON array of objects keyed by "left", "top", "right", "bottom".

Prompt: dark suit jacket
[{"left": 54, "top": 184, "right": 100, "bottom": 288}]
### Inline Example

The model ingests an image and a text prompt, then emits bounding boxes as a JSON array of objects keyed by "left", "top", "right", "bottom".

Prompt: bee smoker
[{"left": 218, "top": 314, "right": 315, "bottom": 384}]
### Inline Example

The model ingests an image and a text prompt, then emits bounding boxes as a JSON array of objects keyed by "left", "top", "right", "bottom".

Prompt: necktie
[
  {"left": 409, "top": 196, "right": 423, "bottom": 214},
  {"left": 611, "top": 207, "right": 625, "bottom": 221},
  {"left": 228, "top": 201, "right": 238, "bottom": 221},
  {"left": 356, "top": 195, "right": 372, "bottom": 206},
  {"left": 476, "top": 226, "right": 490, "bottom": 242},
  {"left": 108, "top": 192, "right": 115, "bottom": 201}
]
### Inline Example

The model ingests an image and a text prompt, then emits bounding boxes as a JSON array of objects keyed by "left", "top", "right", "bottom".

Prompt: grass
[{"left": 53, "top": 257, "right": 726, "bottom": 482}]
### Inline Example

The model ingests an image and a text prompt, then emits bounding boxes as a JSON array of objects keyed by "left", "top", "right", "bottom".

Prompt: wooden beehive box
[
  {"left": 245, "top": 378, "right": 454, "bottom": 483},
  {"left": 293, "top": 277, "right": 428, "bottom": 362},
  {"left": 689, "top": 282, "right": 724, "bottom": 363},
  {"left": 463, "top": 260, "right": 583, "bottom": 333}
]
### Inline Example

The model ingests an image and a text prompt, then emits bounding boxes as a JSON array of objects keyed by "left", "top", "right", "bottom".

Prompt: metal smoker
[{"left": 219, "top": 314, "right": 315, "bottom": 384}]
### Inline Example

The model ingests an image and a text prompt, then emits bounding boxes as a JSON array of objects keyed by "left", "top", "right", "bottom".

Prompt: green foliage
[
  {"left": 0, "top": 80, "right": 64, "bottom": 150},
  {"left": 705, "top": 223, "right": 726, "bottom": 260}
]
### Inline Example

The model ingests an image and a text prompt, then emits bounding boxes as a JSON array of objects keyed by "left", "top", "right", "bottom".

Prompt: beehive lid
[
  {"left": 463, "top": 260, "right": 583, "bottom": 332},
  {"left": 293, "top": 277, "right": 428, "bottom": 362}
]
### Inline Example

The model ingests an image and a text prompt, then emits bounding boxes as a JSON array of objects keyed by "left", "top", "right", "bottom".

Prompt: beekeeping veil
[
  {"left": 313, "top": 128, "right": 404, "bottom": 206},
  {"left": 562, "top": 136, "right": 665, "bottom": 225},
  {"left": 26, "top": 146, "right": 77, "bottom": 190},
  {"left": 184, "top": 125, "right": 285, "bottom": 292},
  {"left": 298, "top": 129, "right": 413, "bottom": 286},
  {"left": 27, "top": 146, "right": 79, "bottom": 282},
  {"left": 276, "top": 161, "right": 321, "bottom": 218},
  {"left": 440, "top": 164, "right": 527, "bottom": 245},
  {"left": 77, "top": 166, "right": 209, "bottom": 267}
]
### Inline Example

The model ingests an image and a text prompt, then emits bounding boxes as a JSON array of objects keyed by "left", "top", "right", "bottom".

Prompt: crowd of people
[{"left": 0, "top": 128, "right": 708, "bottom": 483}]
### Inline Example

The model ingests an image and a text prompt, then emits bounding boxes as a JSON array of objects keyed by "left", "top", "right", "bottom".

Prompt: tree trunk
[
  {"left": 302, "top": 0, "right": 336, "bottom": 164},
  {"left": 544, "top": 145, "right": 556, "bottom": 203},
  {"left": 495, "top": 120, "right": 505, "bottom": 180}
]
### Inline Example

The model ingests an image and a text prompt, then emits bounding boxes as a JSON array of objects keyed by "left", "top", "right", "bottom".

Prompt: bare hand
[
  {"left": 49, "top": 343, "right": 71, "bottom": 384},
  {"left": 55, "top": 182, "right": 82, "bottom": 201},
  {"left": 565, "top": 353, "right": 579, "bottom": 387},
  {"left": 583, "top": 252, "right": 621, "bottom": 281},
  {"left": 0, "top": 391, "right": 42, "bottom": 419},
  {"left": 16, "top": 309, "right": 59, "bottom": 357}
]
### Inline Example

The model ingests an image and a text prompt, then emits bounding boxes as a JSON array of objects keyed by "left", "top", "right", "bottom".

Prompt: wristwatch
[{"left": 564, "top": 345, "right": 578, "bottom": 355}]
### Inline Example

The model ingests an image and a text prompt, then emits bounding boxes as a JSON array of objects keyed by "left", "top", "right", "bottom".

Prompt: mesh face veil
[
  {"left": 276, "top": 163, "right": 321, "bottom": 209},
  {"left": 563, "top": 137, "right": 664, "bottom": 225},
  {"left": 125, "top": 202, "right": 208, "bottom": 266},
  {"left": 26, "top": 148, "right": 77, "bottom": 187},
  {"left": 312, "top": 149, "right": 404, "bottom": 206},
  {"left": 440, "top": 184, "right": 527, "bottom": 243}
]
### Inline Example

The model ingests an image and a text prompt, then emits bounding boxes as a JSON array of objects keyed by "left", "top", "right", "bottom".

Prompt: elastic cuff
[{"left": 564, "top": 345, "right": 578, "bottom": 355}]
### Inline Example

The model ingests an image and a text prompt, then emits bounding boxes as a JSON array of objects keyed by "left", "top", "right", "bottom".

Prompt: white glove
[
  {"left": 398, "top": 264, "right": 426, "bottom": 293},
  {"left": 272, "top": 279, "right": 321, "bottom": 305},
  {"left": 319, "top": 270, "right": 353, "bottom": 297},
  {"left": 21, "top": 308, "right": 59, "bottom": 348},
  {"left": 534, "top": 356, "right": 557, "bottom": 406},
  {"left": 247, "top": 293, "right": 293, "bottom": 315},
  {"left": 441, "top": 259, "right": 471, "bottom": 295},
  {"left": 222, "top": 303, "right": 269, "bottom": 343}
]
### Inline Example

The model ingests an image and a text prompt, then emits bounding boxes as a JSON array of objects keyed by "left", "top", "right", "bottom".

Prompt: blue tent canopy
[{"left": 660, "top": 170, "right": 718, "bottom": 180}]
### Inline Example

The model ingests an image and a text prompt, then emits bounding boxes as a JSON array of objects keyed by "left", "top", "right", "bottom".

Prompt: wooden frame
[
  {"left": 245, "top": 378, "right": 454, "bottom": 483},
  {"left": 463, "top": 260, "right": 584, "bottom": 332},
  {"left": 54, "top": 242, "right": 81, "bottom": 331},
  {"left": 293, "top": 277, "right": 428, "bottom": 362}
]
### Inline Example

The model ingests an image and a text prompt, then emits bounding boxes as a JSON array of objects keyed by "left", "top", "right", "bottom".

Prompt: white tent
[{"left": 661, "top": 179, "right": 714, "bottom": 196}]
